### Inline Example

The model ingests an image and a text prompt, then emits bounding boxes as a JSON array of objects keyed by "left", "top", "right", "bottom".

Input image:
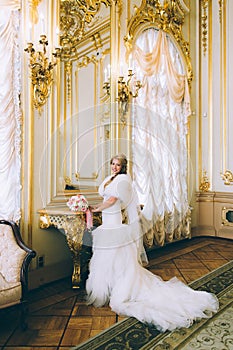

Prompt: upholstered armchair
[{"left": 0, "top": 220, "right": 36, "bottom": 328}]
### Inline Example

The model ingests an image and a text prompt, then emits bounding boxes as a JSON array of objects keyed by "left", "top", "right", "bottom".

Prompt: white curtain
[
  {"left": 0, "top": 4, "right": 21, "bottom": 221},
  {"left": 132, "top": 29, "right": 191, "bottom": 246}
]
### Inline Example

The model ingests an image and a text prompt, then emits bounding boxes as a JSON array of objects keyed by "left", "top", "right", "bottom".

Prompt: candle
[
  {"left": 128, "top": 54, "right": 133, "bottom": 69},
  {"left": 56, "top": 26, "right": 60, "bottom": 46},
  {"left": 28, "top": 22, "right": 32, "bottom": 41},
  {"left": 104, "top": 68, "right": 107, "bottom": 82},
  {"left": 120, "top": 63, "right": 124, "bottom": 76},
  {"left": 40, "top": 13, "right": 45, "bottom": 33}
]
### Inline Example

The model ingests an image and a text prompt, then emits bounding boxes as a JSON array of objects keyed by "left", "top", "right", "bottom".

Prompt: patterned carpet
[{"left": 72, "top": 260, "right": 233, "bottom": 350}]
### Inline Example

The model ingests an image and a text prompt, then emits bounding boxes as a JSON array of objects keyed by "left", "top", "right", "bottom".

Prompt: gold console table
[{"left": 38, "top": 208, "right": 101, "bottom": 288}]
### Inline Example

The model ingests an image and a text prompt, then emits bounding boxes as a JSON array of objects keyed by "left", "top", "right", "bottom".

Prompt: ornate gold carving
[
  {"left": 59, "top": 0, "right": 111, "bottom": 62},
  {"left": 124, "top": 0, "right": 193, "bottom": 85},
  {"left": 24, "top": 36, "right": 57, "bottom": 112},
  {"left": 38, "top": 209, "right": 101, "bottom": 288},
  {"left": 28, "top": 0, "right": 42, "bottom": 24},
  {"left": 221, "top": 170, "right": 233, "bottom": 185},
  {"left": 201, "top": 0, "right": 208, "bottom": 55},
  {"left": 77, "top": 55, "right": 97, "bottom": 69},
  {"left": 199, "top": 170, "right": 210, "bottom": 192},
  {"left": 92, "top": 32, "right": 103, "bottom": 50},
  {"left": 218, "top": 0, "right": 223, "bottom": 24},
  {"left": 39, "top": 214, "right": 51, "bottom": 229},
  {"left": 103, "top": 69, "right": 142, "bottom": 115},
  {"left": 64, "top": 176, "right": 72, "bottom": 186},
  {"left": 55, "top": 0, "right": 111, "bottom": 101},
  {"left": 63, "top": 215, "right": 86, "bottom": 288}
]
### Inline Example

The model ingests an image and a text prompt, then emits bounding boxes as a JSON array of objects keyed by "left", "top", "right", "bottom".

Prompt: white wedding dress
[{"left": 86, "top": 174, "right": 219, "bottom": 332}]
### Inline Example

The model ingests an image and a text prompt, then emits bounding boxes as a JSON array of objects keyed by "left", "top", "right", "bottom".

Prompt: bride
[{"left": 86, "top": 153, "right": 219, "bottom": 332}]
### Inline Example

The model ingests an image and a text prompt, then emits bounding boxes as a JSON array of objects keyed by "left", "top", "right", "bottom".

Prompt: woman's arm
[{"left": 91, "top": 196, "right": 118, "bottom": 212}]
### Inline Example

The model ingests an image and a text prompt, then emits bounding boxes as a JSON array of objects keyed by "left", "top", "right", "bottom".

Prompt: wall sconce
[
  {"left": 24, "top": 35, "right": 58, "bottom": 112},
  {"left": 103, "top": 69, "right": 142, "bottom": 115}
]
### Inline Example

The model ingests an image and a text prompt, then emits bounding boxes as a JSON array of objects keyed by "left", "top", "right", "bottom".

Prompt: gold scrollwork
[
  {"left": 201, "top": 0, "right": 208, "bottom": 55},
  {"left": 38, "top": 210, "right": 102, "bottom": 288},
  {"left": 25, "top": 36, "right": 57, "bottom": 111},
  {"left": 77, "top": 55, "right": 97, "bottom": 69},
  {"left": 221, "top": 170, "right": 233, "bottom": 185},
  {"left": 199, "top": 170, "right": 210, "bottom": 192},
  {"left": 55, "top": 0, "right": 111, "bottom": 101},
  {"left": 124, "top": 0, "right": 193, "bottom": 85},
  {"left": 39, "top": 214, "right": 51, "bottom": 229},
  {"left": 59, "top": 0, "right": 111, "bottom": 63},
  {"left": 64, "top": 176, "right": 72, "bottom": 186}
]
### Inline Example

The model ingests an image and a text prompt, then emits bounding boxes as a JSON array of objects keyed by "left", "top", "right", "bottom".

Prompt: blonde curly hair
[{"left": 110, "top": 153, "right": 127, "bottom": 174}]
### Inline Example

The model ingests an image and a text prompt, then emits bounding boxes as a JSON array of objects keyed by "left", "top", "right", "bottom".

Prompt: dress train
[{"left": 86, "top": 174, "right": 219, "bottom": 332}]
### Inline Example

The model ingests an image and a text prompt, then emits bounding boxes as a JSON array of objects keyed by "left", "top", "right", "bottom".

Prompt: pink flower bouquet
[
  {"left": 67, "top": 194, "right": 89, "bottom": 212},
  {"left": 67, "top": 194, "right": 93, "bottom": 229}
]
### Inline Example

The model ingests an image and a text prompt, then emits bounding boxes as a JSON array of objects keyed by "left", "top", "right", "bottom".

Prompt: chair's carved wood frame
[{"left": 0, "top": 220, "right": 36, "bottom": 329}]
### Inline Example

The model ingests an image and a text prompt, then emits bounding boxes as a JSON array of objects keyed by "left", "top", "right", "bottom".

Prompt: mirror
[
  {"left": 48, "top": 1, "right": 112, "bottom": 204},
  {"left": 40, "top": 0, "right": 192, "bottom": 210}
]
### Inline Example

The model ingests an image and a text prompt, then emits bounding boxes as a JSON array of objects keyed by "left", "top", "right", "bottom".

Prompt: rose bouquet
[
  {"left": 67, "top": 194, "right": 89, "bottom": 212},
  {"left": 67, "top": 194, "right": 93, "bottom": 229}
]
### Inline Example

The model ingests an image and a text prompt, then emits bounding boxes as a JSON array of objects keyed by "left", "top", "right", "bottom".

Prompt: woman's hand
[{"left": 90, "top": 205, "right": 99, "bottom": 212}]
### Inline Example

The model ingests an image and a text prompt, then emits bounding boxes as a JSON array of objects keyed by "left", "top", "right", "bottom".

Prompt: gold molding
[
  {"left": 208, "top": 0, "right": 213, "bottom": 193},
  {"left": 124, "top": 0, "right": 193, "bottom": 85},
  {"left": 222, "top": 207, "right": 233, "bottom": 226},
  {"left": 201, "top": 0, "right": 208, "bottom": 55},
  {"left": 64, "top": 172, "right": 98, "bottom": 188},
  {"left": 219, "top": 0, "right": 227, "bottom": 178},
  {"left": 75, "top": 172, "right": 98, "bottom": 181}
]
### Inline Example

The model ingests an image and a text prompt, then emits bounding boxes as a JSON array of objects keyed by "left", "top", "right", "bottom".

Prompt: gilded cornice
[
  {"left": 124, "top": 0, "right": 193, "bottom": 84},
  {"left": 59, "top": 0, "right": 111, "bottom": 63}
]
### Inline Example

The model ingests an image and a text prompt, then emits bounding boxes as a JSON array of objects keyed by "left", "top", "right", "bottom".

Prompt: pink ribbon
[{"left": 86, "top": 209, "right": 93, "bottom": 230}]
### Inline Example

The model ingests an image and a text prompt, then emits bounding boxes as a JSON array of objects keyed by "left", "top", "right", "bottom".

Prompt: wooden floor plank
[{"left": 0, "top": 236, "right": 232, "bottom": 349}]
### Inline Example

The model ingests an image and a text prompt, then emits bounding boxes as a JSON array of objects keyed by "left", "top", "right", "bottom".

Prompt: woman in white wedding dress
[{"left": 86, "top": 154, "right": 219, "bottom": 332}]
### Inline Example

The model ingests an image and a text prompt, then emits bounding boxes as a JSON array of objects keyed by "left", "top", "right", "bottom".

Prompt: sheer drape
[
  {"left": 132, "top": 29, "right": 191, "bottom": 246},
  {"left": 0, "top": 5, "right": 21, "bottom": 221}
]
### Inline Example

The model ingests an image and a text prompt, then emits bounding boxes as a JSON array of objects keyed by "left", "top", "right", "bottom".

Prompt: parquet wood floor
[{"left": 1, "top": 236, "right": 233, "bottom": 349}]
